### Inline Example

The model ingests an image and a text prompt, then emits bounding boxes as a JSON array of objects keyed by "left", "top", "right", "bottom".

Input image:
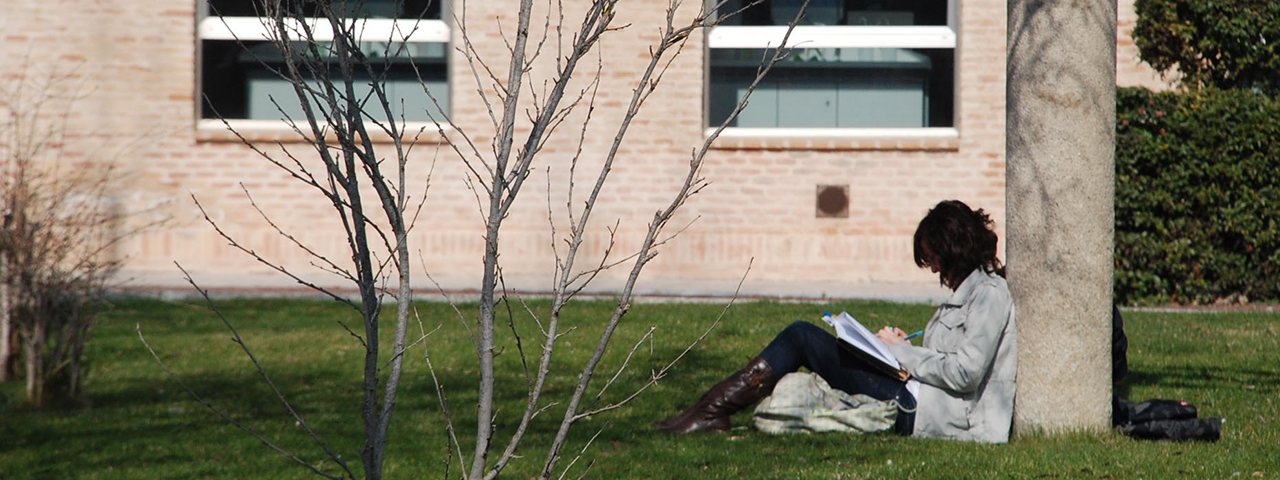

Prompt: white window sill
[
  {"left": 196, "top": 119, "right": 452, "bottom": 144},
  {"left": 708, "top": 26, "right": 957, "bottom": 49},
  {"left": 705, "top": 127, "right": 960, "bottom": 151},
  {"left": 199, "top": 17, "right": 449, "bottom": 43}
]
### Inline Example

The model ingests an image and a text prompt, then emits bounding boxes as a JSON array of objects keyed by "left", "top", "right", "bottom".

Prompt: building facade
[{"left": 0, "top": 0, "right": 1168, "bottom": 299}]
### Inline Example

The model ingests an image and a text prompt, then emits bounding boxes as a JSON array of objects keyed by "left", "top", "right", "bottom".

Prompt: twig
[
  {"left": 137, "top": 324, "right": 347, "bottom": 480},
  {"left": 584, "top": 258, "right": 754, "bottom": 417},
  {"left": 554, "top": 423, "right": 607, "bottom": 480},
  {"left": 238, "top": 184, "right": 357, "bottom": 284},
  {"left": 574, "top": 326, "right": 655, "bottom": 418},
  {"left": 411, "top": 286, "right": 469, "bottom": 476},
  {"left": 497, "top": 271, "right": 534, "bottom": 385},
  {"left": 168, "top": 264, "right": 353, "bottom": 479},
  {"left": 191, "top": 195, "right": 359, "bottom": 310}
]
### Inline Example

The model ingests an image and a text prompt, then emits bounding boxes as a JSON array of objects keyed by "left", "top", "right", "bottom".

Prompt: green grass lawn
[{"left": 1, "top": 297, "right": 1276, "bottom": 479}]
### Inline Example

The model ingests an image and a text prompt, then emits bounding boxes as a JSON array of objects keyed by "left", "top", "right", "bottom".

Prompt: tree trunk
[
  {"left": 25, "top": 317, "right": 45, "bottom": 407},
  {"left": 0, "top": 286, "right": 12, "bottom": 382},
  {"left": 1006, "top": 0, "right": 1117, "bottom": 433},
  {"left": 0, "top": 251, "right": 14, "bottom": 382}
]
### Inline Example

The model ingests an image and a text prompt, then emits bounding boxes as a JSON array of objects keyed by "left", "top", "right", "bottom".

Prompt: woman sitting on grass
[{"left": 656, "top": 200, "right": 1018, "bottom": 443}]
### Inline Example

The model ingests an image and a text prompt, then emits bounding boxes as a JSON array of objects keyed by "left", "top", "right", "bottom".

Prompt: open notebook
[
  {"left": 821, "top": 312, "right": 922, "bottom": 400},
  {"left": 822, "top": 312, "right": 909, "bottom": 381}
]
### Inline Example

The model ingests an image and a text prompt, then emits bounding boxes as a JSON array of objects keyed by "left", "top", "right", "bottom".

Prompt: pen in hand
[{"left": 887, "top": 325, "right": 924, "bottom": 341}]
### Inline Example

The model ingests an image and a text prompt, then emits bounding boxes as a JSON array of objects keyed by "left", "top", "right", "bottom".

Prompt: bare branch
[
  {"left": 423, "top": 337, "right": 468, "bottom": 475},
  {"left": 170, "top": 263, "right": 354, "bottom": 479},
  {"left": 560, "top": 221, "right": 618, "bottom": 299},
  {"left": 239, "top": 184, "right": 357, "bottom": 283},
  {"left": 496, "top": 271, "right": 534, "bottom": 386},
  {"left": 191, "top": 195, "right": 360, "bottom": 310},
  {"left": 472, "top": 0, "right": 543, "bottom": 475},
  {"left": 553, "top": 424, "right": 606, "bottom": 480},
  {"left": 137, "top": 324, "right": 348, "bottom": 480},
  {"left": 453, "top": 5, "right": 507, "bottom": 134},
  {"left": 585, "top": 259, "right": 753, "bottom": 417},
  {"left": 418, "top": 256, "right": 477, "bottom": 346},
  {"left": 573, "top": 326, "right": 655, "bottom": 419}
]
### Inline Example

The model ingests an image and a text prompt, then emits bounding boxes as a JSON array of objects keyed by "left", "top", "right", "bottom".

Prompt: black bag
[
  {"left": 1114, "top": 398, "right": 1223, "bottom": 442},
  {"left": 1114, "top": 398, "right": 1197, "bottom": 424},
  {"left": 1109, "top": 310, "right": 1222, "bottom": 442},
  {"left": 1117, "top": 417, "right": 1224, "bottom": 442}
]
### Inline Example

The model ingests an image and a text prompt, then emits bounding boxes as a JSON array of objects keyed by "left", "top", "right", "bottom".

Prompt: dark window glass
[
  {"left": 207, "top": 0, "right": 441, "bottom": 19},
  {"left": 708, "top": 48, "right": 953, "bottom": 128},
  {"left": 715, "top": 0, "right": 946, "bottom": 27},
  {"left": 201, "top": 1, "right": 448, "bottom": 121},
  {"left": 201, "top": 40, "right": 448, "bottom": 122}
]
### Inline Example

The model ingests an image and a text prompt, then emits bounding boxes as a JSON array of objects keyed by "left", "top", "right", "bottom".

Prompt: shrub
[
  {"left": 1133, "top": 0, "right": 1280, "bottom": 95},
  {"left": 0, "top": 65, "right": 159, "bottom": 407},
  {"left": 1115, "top": 87, "right": 1280, "bottom": 305}
]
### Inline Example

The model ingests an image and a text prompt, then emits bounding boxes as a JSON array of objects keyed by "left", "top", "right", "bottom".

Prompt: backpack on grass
[
  {"left": 1113, "top": 398, "right": 1224, "bottom": 442},
  {"left": 752, "top": 372, "right": 897, "bottom": 434}
]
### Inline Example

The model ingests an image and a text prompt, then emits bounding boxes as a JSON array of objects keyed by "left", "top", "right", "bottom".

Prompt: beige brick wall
[
  {"left": 1117, "top": 0, "right": 1174, "bottom": 89},
  {"left": 0, "top": 0, "right": 1161, "bottom": 298}
]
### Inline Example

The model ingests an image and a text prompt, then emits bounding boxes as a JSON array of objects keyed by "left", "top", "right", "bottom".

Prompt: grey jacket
[{"left": 889, "top": 268, "right": 1018, "bottom": 443}]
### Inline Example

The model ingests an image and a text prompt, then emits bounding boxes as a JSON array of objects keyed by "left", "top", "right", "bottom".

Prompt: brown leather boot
[{"left": 656, "top": 357, "right": 779, "bottom": 434}]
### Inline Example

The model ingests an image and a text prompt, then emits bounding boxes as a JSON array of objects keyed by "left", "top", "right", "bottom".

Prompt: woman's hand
[{"left": 876, "top": 326, "right": 909, "bottom": 347}]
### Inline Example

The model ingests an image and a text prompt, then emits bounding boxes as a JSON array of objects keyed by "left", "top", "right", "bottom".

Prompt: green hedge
[
  {"left": 1133, "top": 0, "right": 1280, "bottom": 95},
  {"left": 1115, "top": 87, "right": 1280, "bottom": 305}
]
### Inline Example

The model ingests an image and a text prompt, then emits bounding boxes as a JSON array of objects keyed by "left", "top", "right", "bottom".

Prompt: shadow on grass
[
  {"left": 3, "top": 368, "right": 385, "bottom": 479},
  {"left": 1128, "top": 364, "right": 1279, "bottom": 393}
]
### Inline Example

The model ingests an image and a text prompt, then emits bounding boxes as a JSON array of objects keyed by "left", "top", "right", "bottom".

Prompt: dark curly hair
[{"left": 913, "top": 200, "right": 1005, "bottom": 290}]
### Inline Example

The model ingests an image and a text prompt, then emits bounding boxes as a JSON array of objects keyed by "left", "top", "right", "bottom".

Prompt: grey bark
[
  {"left": 0, "top": 255, "right": 11, "bottom": 382},
  {"left": 471, "top": 1, "right": 538, "bottom": 477},
  {"left": 1006, "top": 0, "right": 1117, "bottom": 433}
]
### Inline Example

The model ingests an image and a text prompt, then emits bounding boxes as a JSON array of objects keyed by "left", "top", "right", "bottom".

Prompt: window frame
[
  {"left": 704, "top": 1, "right": 961, "bottom": 141},
  {"left": 195, "top": 1, "right": 451, "bottom": 136}
]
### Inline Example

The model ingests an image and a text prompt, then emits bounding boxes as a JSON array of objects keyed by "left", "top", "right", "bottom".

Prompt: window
[
  {"left": 198, "top": 0, "right": 449, "bottom": 124},
  {"left": 707, "top": 0, "right": 955, "bottom": 133}
]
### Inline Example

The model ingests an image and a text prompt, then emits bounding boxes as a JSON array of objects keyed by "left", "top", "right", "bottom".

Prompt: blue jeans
[{"left": 759, "top": 321, "right": 917, "bottom": 435}]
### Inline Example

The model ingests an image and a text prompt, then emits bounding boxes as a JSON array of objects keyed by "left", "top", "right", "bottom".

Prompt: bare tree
[
  {"left": 0, "top": 62, "right": 161, "bottom": 406},
  {"left": 183, "top": 0, "right": 428, "bottom": 477},
  {"left": 453, "top": 2, "right": 803, "bottom": 478},
  {"left": 144, "top": 0, "right": 806, "bottom": 479}
]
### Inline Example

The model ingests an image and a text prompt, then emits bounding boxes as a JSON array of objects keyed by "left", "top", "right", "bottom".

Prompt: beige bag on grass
[{"left": 752, "top": 372, "right": 898, "bottom": 434}]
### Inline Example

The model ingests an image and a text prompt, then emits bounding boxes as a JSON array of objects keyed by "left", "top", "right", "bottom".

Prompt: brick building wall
[
  {"left": 1116, "top": 0, "right": 1172, "bottom": 90},
  {"left": 0, "top": 0, "right": 1169, "bottom": 298}
]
